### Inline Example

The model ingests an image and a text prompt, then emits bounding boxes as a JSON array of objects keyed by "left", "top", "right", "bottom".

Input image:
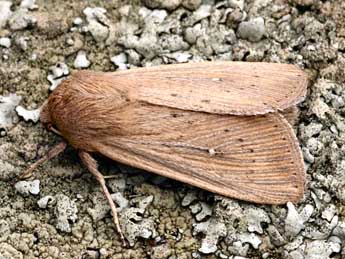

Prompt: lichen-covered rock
[
  {"left": 37, "top": 195, "right": 56, "bottom": 209},
  {"left": 285, "top": 202, "right": 314, "bottom": 239},
  {"left": 74, "top": 50, "right": 91, "bottom": 69},
  {"left": 142, "top": 0, "right": 182, "bottom": 11},
  {"left": 0, "top": 37, "right": 11, "bottom": 48},
  {"left": 20, "top": 0, "right": 38, "bottom": 10},
  {"left": 267, "top": 225, "right": 286, "bottom": 247},
  {"left": 83, "top": 7, "right": 110, "bottom": 43},
  {"left": 245, "top": 207, "right": 270, "bottom": 234},
  {"left": 321, "top": 204, "right": 337, "bottom": 222},
  {"left": 110, "top": 53, "right": 128, "bottom": 70},
  {"left": 193, "top": 217, "right": 227, "bottom": 254},
  {"left": 87, "top": 191, "right": 113, "bottom": 222},
  {"left": 121, "top": 207, "right": 157, "bottom": 247},
  {"left": 151, "top": 243, "right": 173, "bottom": 259},
  {"left": 8, "top": 8, "right": 36, "bottom": 31},
  {"left": 15, "top": 106, "right": 40, "bottom": 123},
  {"left": 237, "top": 17, "right": 265, "bottom": 42},
  {"left": 0, "top": 94, "right": 22, "bottom": 130},
  {"left": 112, "top": 192, "right": 129, "bottom": 211},
  {"left": 14, "top": 36, "right": 29, "bottom": 51},
  {"left": 14, "top": 179, "right": 40, "bottom": 196},
  {"left": 303, "top": 240, "right": 341, "bottom": 259},
  {"left": 0, "top": 1, "right": 12, "bottom": 29},
  {"left": 0, "top": 219, "right": 10, "bottom": 242},
  {"left": 235, "top": 232, "right": 262, "bottom": 249},
  {"left": 54, "top": 194, "right": 78, "bottom": 233},
  {"left": 182, "top": 191, "right": 198, "bottom": 207},
  {"left": 47, "top": 62, "right": 69, "bottom": 91},
  {"left": 303, "top": 79, "right": 345, "bottom": 204},
  {"left": 182, "top": 0, "right": 202, "bottom": 11},
  {"left": 229, "top": 0, "right": 244, "bottom": 10},
  {"left": 332, "top": 220, "right": 345, "bottom": 240},
  {"left": 289, "top": 0, "right": 316, "bottom": 7},
  {"left": 194, "top": 202, "right": 212, "bottom": 221},
  {"left": 0, "top": 243, "right": 23, "bottom": 259}
]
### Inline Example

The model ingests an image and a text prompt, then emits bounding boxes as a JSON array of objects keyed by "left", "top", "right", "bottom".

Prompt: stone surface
[
  {"left": 0, "top": 0, "right": 344, "bottom": 257},
  {"left": 74, "top": 50, "right": 91, "bottom": 68},
  {"left": 237, "top": 17, "right": 265, "bottom": 42},
  {"left": 14, "top": 179, "right": 40, "bottom": 195}
]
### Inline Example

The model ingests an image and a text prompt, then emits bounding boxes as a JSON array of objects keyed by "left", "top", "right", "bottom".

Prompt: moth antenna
[
  {"left": 79, "top": 151, "right": 127, "bottom": 247},
  {"left": 19, "top": 142, "right": 67, "bottom": 179}
]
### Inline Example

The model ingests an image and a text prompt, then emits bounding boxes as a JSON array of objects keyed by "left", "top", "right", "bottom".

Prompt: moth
[{"left": 20, "top": 61, "right": 308, "bottom": 245}]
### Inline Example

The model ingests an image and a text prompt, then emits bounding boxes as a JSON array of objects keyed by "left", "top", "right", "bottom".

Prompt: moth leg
[
  {"left": 79, "top": 151, "right": 127, "bottom": 246},
  {"left": 19, "top": 142, "right": 67, "bottom": 179},
  {"left": 47, "top": 124, "right": 62, "bottom": 136}
]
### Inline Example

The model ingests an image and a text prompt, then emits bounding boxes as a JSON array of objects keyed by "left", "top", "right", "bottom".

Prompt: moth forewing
[
  {"left": 87, "top": 105, "right": 305, "bottom": 204},
  {"left": 106, "top": 61, "right": 308, "bottom": 115}
]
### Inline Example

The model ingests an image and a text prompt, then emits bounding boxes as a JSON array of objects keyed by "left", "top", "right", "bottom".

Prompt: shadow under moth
[{"left": 20, "top": 61, "right": 308, "bottom": 245}]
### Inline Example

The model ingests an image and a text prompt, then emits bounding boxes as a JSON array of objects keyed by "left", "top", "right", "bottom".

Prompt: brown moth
[{"left": 20, "top": 61, "right": 308, "bottom": 245}]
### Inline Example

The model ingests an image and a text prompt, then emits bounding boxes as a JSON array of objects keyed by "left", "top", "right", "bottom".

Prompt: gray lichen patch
[
  {"left": 285, "top": 202, "right": 314, "bottom": 239},
  {"left": 0, "top": 94, "right": 22, "bottom": 131},
  {"left": 74, "top": 50, "right": 91, "bottom": 69},
  {"left": 120, "top": 207, "right": 157, "bottom": 247},
  {"left": 54, "top": 194, "right": 78, "bottom": 233},
  {"left": 0, "top": 243, "right": 23, "bottom": 259},
  {"left": 245, "top": 207, "right": 271, "bottom": 234},
  {"left": 15, "top": 105, "right": 40, "bottom": 123},
  {"left": 193, "top": 217, "right": 227, "bottom": 254},
  {"left": 47, "top": 62, "right": 69, "bottom": 91},
  {"left": 83, "top": 7, "right": 110, "bottom": 43},
  {"left": 237, "top": 17, "right": 266, "bottom": 42},
  {"left": 37, "top": 195, "right": 55, "bottom": 209},
  {"left": 15, "top": 179, "right": 40, "bottom": 196}
]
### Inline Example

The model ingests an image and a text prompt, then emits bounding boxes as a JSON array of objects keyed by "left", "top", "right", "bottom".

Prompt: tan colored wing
[
  {"left": 90, "top": 105, "right": 305, "bottom": 204},
  {"left": 108, "top": 61, "right": 308, "bottom": 115}
]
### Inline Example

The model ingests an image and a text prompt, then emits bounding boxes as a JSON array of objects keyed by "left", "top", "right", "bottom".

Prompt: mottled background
[{"left": 0, "top": 0, "right": 345, "bottom": 258}]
